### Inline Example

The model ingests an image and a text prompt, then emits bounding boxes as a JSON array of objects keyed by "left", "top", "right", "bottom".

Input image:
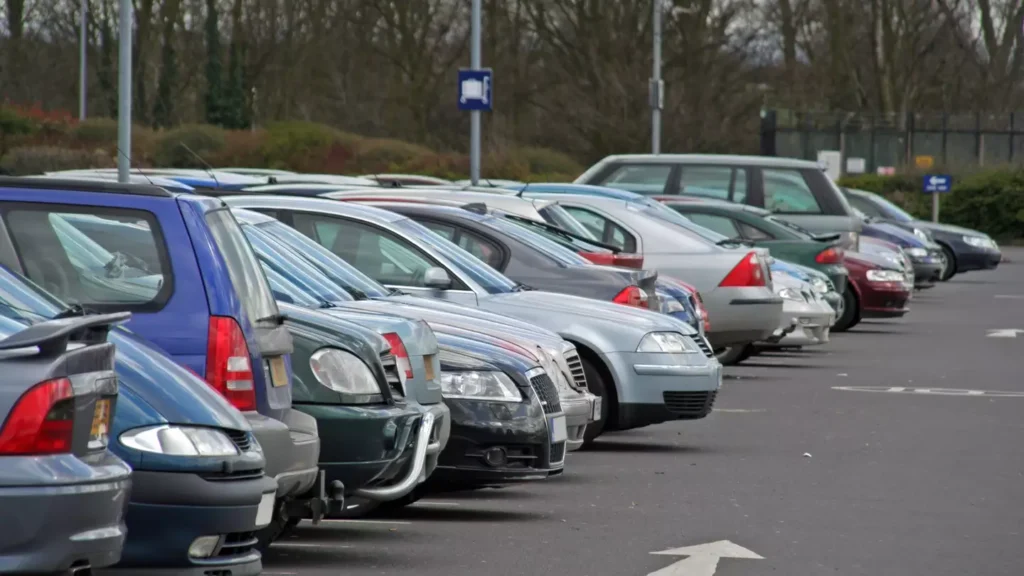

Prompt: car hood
[
  {"left": 846, "top": 251, "right": 900, "bottom": 271},
  {"left": 278, "top": 302, "right": 388, "bottom": 355},
  {"left": 485, "top": 290, "right": 696, "bottom": 335},
  {"left": 320, "top": 304, "right": 438, "bottom": 357},
  {"left": 435, "top": 332, "right": 536, "bottom": 377},
  {"left": 865, "top": 222, "right": 925, "bottom": 247},
  {"left": 913, "top": 220, "right": 989, "bottom": 238}
]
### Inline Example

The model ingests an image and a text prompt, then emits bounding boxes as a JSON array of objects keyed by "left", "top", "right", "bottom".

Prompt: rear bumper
[
  {"left": 0, "top": 455, "right": 131, "bottom": 573},
  {"left": 111, "top": 470, "right": 276, "bottom": 574},
  {"left": 704, "top": 288, "right": 782, "bottom": 348},
  {"left": 245, "top": 410, "right": 320, "bottom": 498}
]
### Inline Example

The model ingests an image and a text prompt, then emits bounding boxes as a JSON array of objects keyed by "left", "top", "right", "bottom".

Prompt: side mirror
[{"left": 423, "top": 267, "right": 452, "bottom": 290}]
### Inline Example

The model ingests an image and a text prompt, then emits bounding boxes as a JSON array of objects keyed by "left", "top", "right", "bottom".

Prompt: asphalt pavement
[{"left": 264, "top": 249, "right": 1024, "bottom": 576}]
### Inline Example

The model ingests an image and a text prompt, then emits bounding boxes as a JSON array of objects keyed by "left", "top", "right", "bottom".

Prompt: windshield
[
  {"left": 537, "top": 205, "right": 599, "bottom": 240},
  {"left": 204, "top": 209, "right": 281, "bottom": 323},
  {"left": 255, "top": 220, "right": 390, "bottom": 299},
  {"left": 391, "top": 218, "right": 518, "bottom": 294},
  {"left": 242, "top": 224, "right": 355, "bottom": 303},
  {"left": 504, "top": 216, "right": 613, "bottom": 255},
  {"left": 483, "top": 215, "right": 593, "bottom": 267},
  {"left": 0, "top": 265, "right": 63, "bottom": 323},
  {"left": 260, "top": 265, "right": 323, "bottom": 308},
  {"left": 868, "top": 193, "right": 915, "bottom": 222},
  {"left": 634, "top": 202, "right": 730, "bottom": 243}
]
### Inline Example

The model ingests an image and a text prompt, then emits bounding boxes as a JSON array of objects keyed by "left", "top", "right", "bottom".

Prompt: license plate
[
  {"left": 549, "top": 415, "right": 567, "bottom": 443},
  {"left": 88, "top": 399, "right": 112, "bottom": 450},
  {"left": 268, "top": 356, "right": 289, "bottom": 388},
  {"left": 254, "top": 492, "right": 276, "bottom": 528},
  {"left": 591, "top": 397, "right": 602, "bottom": 421},
  {"left": 423, "top": 354, "right": 436, "bottom": 381}
]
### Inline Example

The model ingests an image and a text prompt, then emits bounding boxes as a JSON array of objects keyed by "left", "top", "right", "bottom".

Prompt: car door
[
  {"left": 415, "top": 219, "right": 508, "bottom": 272},
  {"left": 280, "top": 210, "right": 480, "bottom": 305}
]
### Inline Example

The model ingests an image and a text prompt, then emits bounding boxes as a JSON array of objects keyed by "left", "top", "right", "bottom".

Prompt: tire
[
  {"left": 581, "top": 357, "right": 611, "bottom": 445},
  {"left": 715, "top": 344, "right": 753, "bottom": 365},
  {"left": 938, "top": 244, "right": 957, "bottom": 281},
  {"left": 832, "top": 287, "right": 860, "bottom": 332},
  {"left": 373, "top": 486, "right": 427, "bottom": 511}
]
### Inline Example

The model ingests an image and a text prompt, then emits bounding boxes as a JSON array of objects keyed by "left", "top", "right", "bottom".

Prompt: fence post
[
  {"left": 941, "top": 115, "right": 948, "bottom": 166},
  {"left": 1010, "top": 113, "right": 1015, "bottom": 163},
  {"left": 904, "top": 112, "right": 914, "bottom": 166},
  {"left": 976, "top": 112, "right": 984, "bottom": 167},
  {"left": 760, "top": 109, "right": 777, "bottom": 156}
]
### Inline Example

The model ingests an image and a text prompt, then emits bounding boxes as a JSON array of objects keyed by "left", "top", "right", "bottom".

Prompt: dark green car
[{"left": 661, "top": 198, "right": 849, "bottom": 295}]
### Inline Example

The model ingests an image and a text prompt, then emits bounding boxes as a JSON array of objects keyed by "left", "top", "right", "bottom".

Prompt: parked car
[
  {"left": 219, "top": 168, "right": 298, "bottom": 177},
  {"left": 0, "top": 302, "right": 131, "bottom": 574},
  {"left": 219, "top": 196, "right": 721, "bottom": 443},
  {"left": 0, "top": 266, "right": 275, "bottom": 574},
  {"left": 762, "top": 269, "right": 835, "bottom": 350},
  {"left": 656, "top": 197, "right": 850, "bottom": 295},
  {"left": 46, "top": 168, "right": 267, "bottom": 190},
  {"left": 360, "top": 174, "right": 455, "bottom": 186},
  {"left": 575, "top": 154, "right": 863, "bottom": 250},
  {"left": 0, "top": 177, "right": 322, "bottom": 547},
  {"left": 842, "top": 187, "right": 1002, "bottom": 280},
  {"left": 860, "top": 236, "right": 916, "bottom": 289},
  {"left": 851, "top": 208, "right": 944, "bottom": 287},
  {"left": 771, "top": 258, "right": 843, "bottom": 315},
  {"left": 835, "top": 251, "right": 912, "bottom": 331},
  {"left": 512, "top": 192, "right": 782, "bottom": 363}
]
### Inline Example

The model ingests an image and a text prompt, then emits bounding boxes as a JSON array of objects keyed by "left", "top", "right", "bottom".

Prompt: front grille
[
  {"left": 200, "top": 468, "right": 265, "bottom": 482},
  {"left": 550, "top": 442, "right": 566, "bottom": 464},
  {"left": 663, "top": 391, "right": 717, "bottom": 418},
  {"left": 530, "top": 373, "right": 562, "bottom": 414},
  {"left": 215, "top": 531, "right": 258, "bottom": 558},
  {"left": 690, "top": 335, "right": 714, "bottom": 358},
  {"left": 380, "top": 353, "right": 404, "bottom": 398},
  {"left": 225, "top": 429, "right": 251, "bottom": 452},
  {"left": 563, "top": 350, "right": 588, "bottom": 390}
]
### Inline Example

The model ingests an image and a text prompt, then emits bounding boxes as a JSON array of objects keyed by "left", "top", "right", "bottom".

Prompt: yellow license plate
[
  {"left": 269, "top": 357, "right": 289, "bottom": 388},
  {"left": 423, "top": 355, "right": 435, "bottom": 381},
  {"left": 89, "top": 399, "right": 111, "bottom": 450}
]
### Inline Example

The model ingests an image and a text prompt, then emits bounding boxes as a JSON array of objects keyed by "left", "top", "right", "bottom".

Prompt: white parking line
[
  {"left": 272, "top": 542, "right": 354, "bottom": 549},
  {"left": 317, "top": 518, "right": 412, "bottom": 525},
  {"left": 414, "top": 500, "right": 461, "bottom": 507}
]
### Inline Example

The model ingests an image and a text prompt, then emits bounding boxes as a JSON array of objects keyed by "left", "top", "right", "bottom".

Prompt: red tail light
[
  {"left": 579, "top": 251, "right": 616, "bottom": 266},
  {"left": 613, "top": 285, "right": 649, "bottom": 308},
  {"left": 0, "top": 377, "right": 75, "bottom": 455},
  {"left": 815, "top": 247, "right": 844, "bottom": 264},
  {"left": 206, "top": 316, "right": 257, "bottom": 411},
  {"left": 382, "top": 333, "right": 414, "bottom": 380},
  {"left": 718, "top": 252, "right": 766, "bottom": 287},
  {"left": 613, "top": 253, "right": 645, "bottom": 269}
]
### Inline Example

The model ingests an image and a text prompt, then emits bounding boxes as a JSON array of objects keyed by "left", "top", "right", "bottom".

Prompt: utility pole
[
  {"left": 79, "top": 0, "right": 88, "bottom": 120},
  {"left": 469, "top": 0, "right": 482, "bottom": 185},
  {"left": 117, "top": 0, "right": 132, "bottom": 183},
  {"left": 650, "top": 0, "right": 664, "bottom": 154}
]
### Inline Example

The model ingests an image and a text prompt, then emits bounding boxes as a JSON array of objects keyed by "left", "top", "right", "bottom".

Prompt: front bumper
[
  {"left": 956, "top": 245, "right": 1002, "bottom": 272},
  {"left": 561, "top": 393, "right": 594, "bottom": 452},
  {"left": 910, "top": 258, "right": 944, "bottom": 285},
  {"left": 760, "top": 299, "right": 835, "bottom": 347},
  {"left": 245, "top": 410, "right": 319, "bottom": 499},
  {"left": 109, "top": 470, "right": 277, "bottom": 575},
  {"left": 0, "top": 452, "right": 131, "bottom": 573},
  {"left": 602, "top": 350, "right": 722, "bottom": 431},
  {"left": 858, "top": 281, "right": 912, "bottom": 318},
  {"left": 430, "top": 396, "right": 563, "bottom": 487}
]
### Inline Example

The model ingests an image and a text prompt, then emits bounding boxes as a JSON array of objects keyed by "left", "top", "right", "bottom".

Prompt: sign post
[
  {"left": 117, "top": 0, "right": 132, "bottom": 183},
  {"left": 922, "top": 174, "right": 952, "bottom": 223},
  {"left": 461, "top": 0, "right": 488, "bottom": 186}
]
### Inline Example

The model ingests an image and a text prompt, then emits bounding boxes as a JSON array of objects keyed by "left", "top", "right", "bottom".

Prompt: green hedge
[{"left": 839, "top": 170, "right": 1024, "bottom": 242}]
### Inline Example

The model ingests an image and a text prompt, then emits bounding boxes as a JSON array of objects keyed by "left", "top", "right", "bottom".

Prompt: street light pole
[
  {"left": 117, "top": 0, "right": 133, "bottom": 183},
  {"left": 469, "top": 0, "right": 482, "bottom": 185},
  {"left": 650, "top": 0, "right": 663, "bottom": 154},
  {"left": 79, "top": 0, "right": 87, "bottom": 120}
]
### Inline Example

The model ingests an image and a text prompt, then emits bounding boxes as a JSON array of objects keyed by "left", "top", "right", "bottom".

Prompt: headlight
[
  {"left": 636, "top": 331, "right": 698, "bottom": 354},
  {"left": 659, "top": 292, "right": 686, "bottom": 314},
  {"left": 310, "top": 348, "right": 381, "bottom": 395},
  {"left": 866, "top": 269, "right": 904, "bottom": 282},
  {"left": 439, "top": 371, "right": 521, "bottom": 402},
  {"left": 905, "top": 247, "right": 928, "bottom": 258},
  {"left": 913, "top": 228, "right": 930, "bottom": 242},
  {"left": 963, "top": 235, "right": 996, "bottom": 249},
  {"left": 778, "top": 287, "right": 804, "bottom": 301},
  {"left": 120, "top": 425, "right": 239, "bottom": 456},
  {"left": 810, "top": 278, "right": 829, "bottom": 294}
]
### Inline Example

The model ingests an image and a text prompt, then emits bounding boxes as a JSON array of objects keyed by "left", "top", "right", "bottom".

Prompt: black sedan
[
  {"left": 842, "top": 188, "right": 1002, "bottom": 281},
  {"left": 361, "top": 201, "right": 659, "bottom": 310}
]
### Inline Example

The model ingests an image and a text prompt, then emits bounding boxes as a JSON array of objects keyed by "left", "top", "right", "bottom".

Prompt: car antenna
[
  {"left": 115, "top": 147, "right": 156, "bottom": 186},
  {"left": 514, "top": 182, "right": 529, "bottom": 198},
  {"left": 179, "top": 143, "right": 221, "bottom": 189}
]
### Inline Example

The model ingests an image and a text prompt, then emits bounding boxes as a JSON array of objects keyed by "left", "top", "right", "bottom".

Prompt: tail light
[
  {"left": 579, "top": 251, "right": 616, "bottom": 266},
  {"left": 0, "top": 377, "right": 75, "bottom": 455},
  {"left": 815, "top": 247, "right": 844, "bottom": 264},
  {"left": 719, "top": 252, "right": 766, "bottom": 287},
  {"left": 613, "top": 285, "right": 649, "bottom": 308},
  {"left": 672, "top": 279, "right": 712, "bottom": 332},
  {"left": 206, "top": 316, "right": 257, "bottom": 411},
  {"left": 382, "top": 333, "right": 414, "bottom": 381},
  {"left": 613, "top": 253, "right": 645, "bottom": 269}
]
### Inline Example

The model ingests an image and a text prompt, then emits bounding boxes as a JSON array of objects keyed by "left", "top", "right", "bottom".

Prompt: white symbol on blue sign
[
  {"left": 458, "top": 69, "right": 492, "bottom": 112},
  {"left": 923, "top": 174, "right": 952, "bottom": 193}
]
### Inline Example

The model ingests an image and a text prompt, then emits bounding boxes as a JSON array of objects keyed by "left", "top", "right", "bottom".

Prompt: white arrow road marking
[
  {"left": 833, "top": 386, "right": 1024, "bottom": 397},
  {"left": 987, "top": 329, "right": 1024, "bottom": 338},
  {"left": 994, "top": 295, "right": 1024, "bottom": 300},
  {"left": 648, "top": 540, "right": 763, "bottom": 576}
]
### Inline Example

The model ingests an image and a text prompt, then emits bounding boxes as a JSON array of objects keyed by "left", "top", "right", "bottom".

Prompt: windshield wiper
[
  {"left": 52, "top": 303, "right": 90, "bottom": 319},
  {"left": 318, "top": 300, "right": 338, "bottom": 309},
  {"left": 387, "top": 287, "right": 406, "bottom": 296},
  {"left": 512, "top": 282, "right": 535, "bottom": 292},
  {"left": 345, "top": 287, "right": 369, "bottom": 300},
  {"left": 715, "top": 237, "right": 748, "bottom": 247},
  {"left": 254, "top": 313, "right": 285, "bottom": 326}
]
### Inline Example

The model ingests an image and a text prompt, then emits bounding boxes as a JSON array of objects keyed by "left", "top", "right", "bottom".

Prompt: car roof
[
  {"left": 365, "top": 201, "right": 492, "bottom": 222},
  {"left": 523, "top": 183, "right": 645, "bottom": 201},
  {"left": 0, "top": 176, "right": 175, "bottom": 197},
  {"left": 593, "top": 154, "right": 821, "bottom": 169},
  {"left": 243, "top": 183, "right": 375, "bottom": 193},
  {"left": 229, "top": 207, "right": 278, "bottom": 225},
  {"left": 267, "top": 173, "right": 381, "bottom": 186},
  {"left": 656, "top": 195, "right": 771, "bottom": 216},
  {"left": 221, "top": 194, "right": 407, "bottom": 223},
  {"left": 28, "top": 173, "right": 196, "bottom": 192}
]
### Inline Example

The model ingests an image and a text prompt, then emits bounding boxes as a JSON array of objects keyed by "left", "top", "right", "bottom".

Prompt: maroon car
[{"left": 834, "top": 251, "right": 911, "bottom": 332}]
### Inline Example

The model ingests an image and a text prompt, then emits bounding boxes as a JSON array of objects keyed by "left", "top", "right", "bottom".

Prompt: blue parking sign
[
  {"left": 458, "top": 69, "right": 492, "bottom": 112},
  {"left": 922, "top": 174, "right": 952, "bottom": 193}
]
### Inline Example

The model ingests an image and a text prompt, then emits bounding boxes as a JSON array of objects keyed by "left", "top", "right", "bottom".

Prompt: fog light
[
  {"left": 188, "top": 535, "right": 221, "bottom": 559},
  {"left": 482, "top": 447, "right": 507, "bottom": 467}
]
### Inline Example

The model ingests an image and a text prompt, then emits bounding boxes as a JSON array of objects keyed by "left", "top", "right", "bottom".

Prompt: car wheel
[
  {"left": 938, "top": 245, "right": 957, "bottom": 281},
  {"left": 832, "top": 287, "right": 860, "bottom": 332},
  {"left": 715, "top": 344, "right": 753, "bottom": 366},
  {"left": 581, "top": 358, "right": 611, "bottom": 445}
]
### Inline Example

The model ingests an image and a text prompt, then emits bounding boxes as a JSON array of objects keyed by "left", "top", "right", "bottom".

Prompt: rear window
[
  {"left": 205, "top": 209, "right": 280, "bottom": 324},
  {"left": 484, "top": 215, "right": 592, "bottom": 266}
]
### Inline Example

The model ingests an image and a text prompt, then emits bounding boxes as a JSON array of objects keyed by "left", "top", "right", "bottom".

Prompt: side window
[
  {"left": 2, "top": 207, "right": 171, "bottom": 311},
  {"left": 677, "top": 166, "right": 733, "bottom": 200},
  {"left": 454, "top": 231, "right": 503, "bottom": 270},
  {"left": 762, "top": 169, "right": 823, "bottom": 214},
  {"left": 685, "top": 213, "right": 740, "bottom": 238},
  {"left": 562, "top": 207, "right": 637, "bottom": 252},
  {"left": 418, "top": 221, "right": 457, "bottom": 242},
  {"left": 845, "top": 194, "right": 882, "bottom": 218},
  {"left": 596, "top": 164, "right": 672, "bottom": 195},
  {"left": 736, "top": 221, "right": 774, "bottom": 240},
  {"left": 291, "top": 213, "right": 444, "bottom": 288},
  {"left": 562, "top": 207, "right": 605, "bottom": 239}
]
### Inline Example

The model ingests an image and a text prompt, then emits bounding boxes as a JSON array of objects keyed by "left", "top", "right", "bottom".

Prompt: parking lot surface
[{"left": 265, "top": 249, "right": 1023, "bottom": 576}]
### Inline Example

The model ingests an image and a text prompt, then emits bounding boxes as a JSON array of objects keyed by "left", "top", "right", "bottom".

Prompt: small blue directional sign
[
  {"left": 922, "top": 174, "right": 952, "bottom": 193},
  {"left": 458, "top": 68, "right": 492, "bottom": 112}
]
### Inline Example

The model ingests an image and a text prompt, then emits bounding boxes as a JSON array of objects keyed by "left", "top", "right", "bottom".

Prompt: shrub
[
  {"left": 262, "top": 122, "right": 360, "bottom": 171},
  {"left": 212, "top": 129, "right": 269, "bottom": 168},
  {"left": 154, "top": 124, "right": 227, "bottom": 168},
  {"left": 515, "top": 146, "right": 584, "bottom": 178},
  {"left": 70, "top": 118, "right": 119, "bottom": 147},
  {"left": 0, "top": 146, "right": 112, "bottom": 176},
  {"left": 352, "top": 138, "right": 434, "bottom": 173}
]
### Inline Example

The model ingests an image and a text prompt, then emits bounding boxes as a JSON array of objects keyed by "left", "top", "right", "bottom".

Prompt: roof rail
[
  {"left": 0, "top": 176, "right": 173, "bottom": 197},
  {"left": 460, "top": 202, "right": 489, "bottom": 215}
]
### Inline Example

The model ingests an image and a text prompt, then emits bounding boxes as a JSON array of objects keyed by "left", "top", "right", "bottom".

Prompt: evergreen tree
[{"left": 203, "top": 0, "right": 223, "bottom": 126}]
